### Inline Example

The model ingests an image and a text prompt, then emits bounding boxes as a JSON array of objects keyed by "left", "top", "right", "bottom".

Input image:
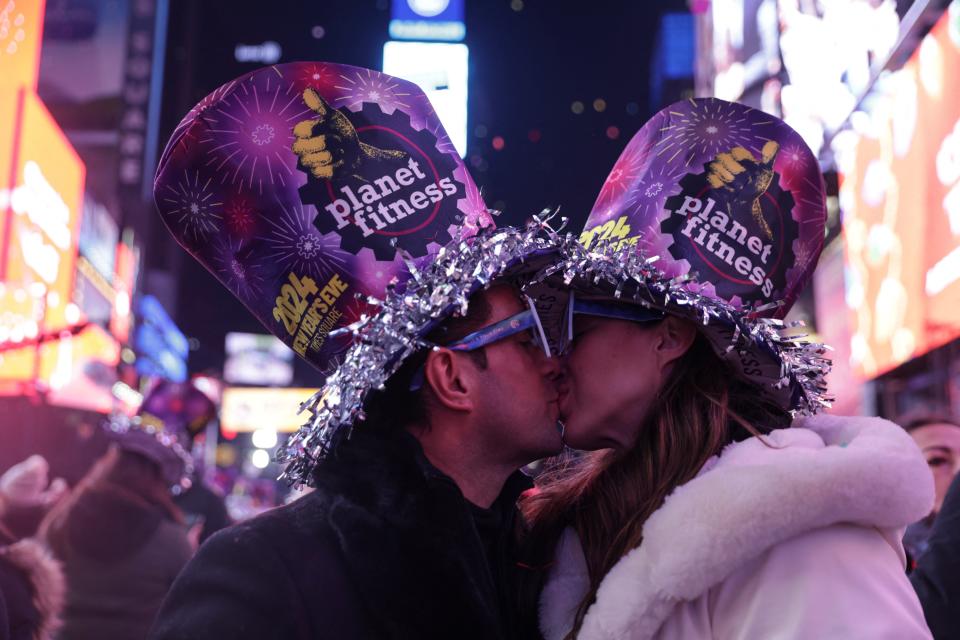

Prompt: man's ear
[
  {"left": 655, "top": 316, "right": 697, "bottom": 370},
  {"left": 422, "top": 349, "right": 475, "bottom": 412}
]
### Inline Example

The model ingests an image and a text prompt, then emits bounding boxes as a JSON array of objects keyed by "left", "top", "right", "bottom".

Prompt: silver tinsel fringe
[
  {"left": 276, "top": 214, "right": 565, "bottom": 487},
  {"left": 277, "top": 215, "right": 833, "bottom": 488},
  {"left": 524, "top": 231, "right": 833, "bottom": 419}
]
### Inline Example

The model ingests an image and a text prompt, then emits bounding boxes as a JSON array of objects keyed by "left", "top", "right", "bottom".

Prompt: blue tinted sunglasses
[
  {"left": 558, "top": 292, "right": 665, "bottom": 354},
  {"left": 410, "top": 295, "right": 551, "bottom": 391}
]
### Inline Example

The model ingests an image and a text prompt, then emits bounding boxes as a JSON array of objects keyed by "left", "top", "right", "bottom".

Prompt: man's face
[
  {"left": 910, "top": 422, "right": 960, "bottom": 514},
  {"left": 466, "top": 285, "right": 564, "bottom": 466}
]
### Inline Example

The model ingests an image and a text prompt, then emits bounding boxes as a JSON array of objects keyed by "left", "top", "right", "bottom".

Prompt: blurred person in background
[
  {"left": 38, "top": 414, "right": 196, "bottom": 640},
  {"left": 902, "top": 415, "right": 960, "bottom": 562},
  {"left": 138, "top": 380, "right": 231, "bottom": 544},
  {"left": 903, "top": 415, "right": 960, "bottom": 639},
  {"left": 0, "top": 456, "right": 66, "bottom": 640},
  {"left": 0, "top": 456, "right": 68, "bottom": 542}
]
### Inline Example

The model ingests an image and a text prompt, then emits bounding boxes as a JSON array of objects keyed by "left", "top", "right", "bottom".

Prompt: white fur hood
[{"left": 539, "top": 414, "right": 935, "bottom": 640}]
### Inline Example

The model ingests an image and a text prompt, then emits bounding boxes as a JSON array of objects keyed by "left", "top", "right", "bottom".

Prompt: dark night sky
[{"left": 156, "top": 0, "right": 681, "bottom": 383}]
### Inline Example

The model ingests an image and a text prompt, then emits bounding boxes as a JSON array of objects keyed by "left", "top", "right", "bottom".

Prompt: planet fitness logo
[
  {"left": 294, "top": 90, "right": 463, "bottom": 260},
  {"left": 661, "top": 142, "right": 797, "bottom": 306}
]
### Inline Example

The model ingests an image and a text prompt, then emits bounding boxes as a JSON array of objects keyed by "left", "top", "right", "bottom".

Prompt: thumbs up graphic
[
  {"left": 291, "top": 88, "right": 408, "bottom": 181},
  {"left": 706, "top": 140, "right": 780, "bottom": 240}
]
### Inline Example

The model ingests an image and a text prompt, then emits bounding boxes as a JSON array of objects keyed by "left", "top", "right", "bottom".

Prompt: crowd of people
[{"left": 2, "top": 62, "right": 960, "bottom": 640}]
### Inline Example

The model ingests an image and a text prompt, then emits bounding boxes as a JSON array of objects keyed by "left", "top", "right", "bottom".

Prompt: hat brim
[{"left": 523, "top": 235, "right": 830, "bottom": 416}]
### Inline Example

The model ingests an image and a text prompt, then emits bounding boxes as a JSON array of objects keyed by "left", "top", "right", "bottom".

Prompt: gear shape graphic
[
  {"left": 296, "top": 234, "right": 321, "bottom": 259},
  {"left": 251, "top": 124, "right": 276, "bottom": 146},
  {"left": 298, "top": 102, "right": 462, "bottom": 261},
  {"left": 661, "top": 170, "right": 798, "bottom": 306}
]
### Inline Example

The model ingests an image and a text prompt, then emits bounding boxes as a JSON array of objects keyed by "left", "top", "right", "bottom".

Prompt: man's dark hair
[{"left": 358, "top": 289, "right": 495, "bottom": 433}]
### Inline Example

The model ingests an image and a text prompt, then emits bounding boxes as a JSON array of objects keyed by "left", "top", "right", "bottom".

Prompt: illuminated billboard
[
  {"left": 3, "top": 91, "right": 85, "bottom": 321},
  {"left": 221, "top": 387, "right": 321, "bottom": 434},
  {"left": 1, "top": 89, "right": 85, "bottom": 386},
  {"left": 389, "top": 0, "right": 465, "bottom": 41},
  {"left": 224, "top": 332, "right": 293, "bottom": 386},
  {"left": 837, "top": 12, "right": 960, "bottom": 378},
  {"left": 134, "top": 295, "right": 188, "bottom": 383},
  {"left": 0, "top": 0, "right": 46, "bottom": 91},
  {"left": 778, "top": 0, "right": 901, "bottom": 156},
  {"left": 383, "top": 41, "right": 468, "bottom": 157},
  {"left": 109, "top": 240, "right": 138, "bottom": 343},
  {"left": 43, "top": 324, "right": 120, "bottom": 413}
]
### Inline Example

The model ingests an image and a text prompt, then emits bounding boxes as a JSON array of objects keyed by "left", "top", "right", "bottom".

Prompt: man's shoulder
[{"left": 205, "top": 490, "right": 334, "bottom": 554}]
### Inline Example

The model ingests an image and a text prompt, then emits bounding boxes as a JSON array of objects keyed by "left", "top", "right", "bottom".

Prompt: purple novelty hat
[
  {"left": 154, "top": 62, "right": 494, "bottom": 375},
  {"left": 154, "top": 63, "right": 564, "bottom": 485},
  {"left": 527, "top": 98, "right": 831, "bottom": 414}
]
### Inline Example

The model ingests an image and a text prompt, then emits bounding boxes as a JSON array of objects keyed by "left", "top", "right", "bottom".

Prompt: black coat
[
  {"left": 911, "top": 472, "right": 960, "bottom": 640},
  {"left": 150, "top": 429, "right": 534, "bottom": 640}
]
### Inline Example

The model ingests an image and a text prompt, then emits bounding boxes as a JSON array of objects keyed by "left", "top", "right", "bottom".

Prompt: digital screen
[
  {"left": 4, "top": 91, "right": 85, "bottom": 330},
  {"left": 838, "top": 12, "right": 960, "bottom": 378},
  {"left": 221, "top": 387, "right": 321, "bottom": 433},
  {"left": 78, "top": 194, "right": 118, "bottom": 282},
  {"left": 110, "top": 240, "right": 138, "bottom": 343},
  {"left": 0, "top": 0, "right": 46, "bottom": 91},
  {"left": 389, "top": 0, "right": 465, "bottom": 41},
  {"left": 383, "top": 41, "right": 468, "bottom": 157},
  {"left": 1, "top": 89, "right": 85, "bottom": 387},
  {"left": 43, "top": 323, "right": 120, "bottom": 413},
  {"left": 224, "top": 332, "right": 294, "bottom": 386},
  {"left": 134, "top": 295, "right": 188, "bottom": 382}
]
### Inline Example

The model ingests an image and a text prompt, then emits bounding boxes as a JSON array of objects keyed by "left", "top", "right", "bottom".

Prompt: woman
[
  {"left": 520, "top": 98, "right": 934, "bottom": 639},
  {"left": 38, "top": 416, "right": 194, "bottom": 640}
]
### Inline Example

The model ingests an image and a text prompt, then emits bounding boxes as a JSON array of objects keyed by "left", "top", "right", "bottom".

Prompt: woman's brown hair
[{"left": 520, "top": 331, "right": 789, "bottom": 638}]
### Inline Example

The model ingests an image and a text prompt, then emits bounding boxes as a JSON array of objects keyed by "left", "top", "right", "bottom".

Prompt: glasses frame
[
  {"left": 409, "top": 295, "right": 551, "bottom": 391},
  {"left": 560, "top": 292, "right": 665, "bottom": 354}
]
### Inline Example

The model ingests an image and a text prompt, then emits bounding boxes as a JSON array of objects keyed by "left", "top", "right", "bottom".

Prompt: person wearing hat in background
[
  {"left": 37, "top": 412, "right": 195, "bottom": 640},
  {"left": 902, "top": 415, "right": 960, "bottom": 638},
  {"left": 518, "top": 99, "right": 934, "bottom": 639},
  {"left": 148, "top": 63, "right": 565, "bottom": 639},
  {"left": 138, "top": 380, "right": 232, "bottom": 546}
]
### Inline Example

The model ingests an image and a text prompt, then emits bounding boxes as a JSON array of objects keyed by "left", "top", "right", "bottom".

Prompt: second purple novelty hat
[
  {"left": 154, "top": 62, "right": 493, "bottom": 375},
  {"left": 528, "top": 98, "right": 831, "bottom": 414}
]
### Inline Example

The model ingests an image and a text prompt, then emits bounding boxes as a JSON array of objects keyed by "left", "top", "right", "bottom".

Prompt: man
[
  {"left": 903, "top": 415, "right": 960, "bottom": 638},
  {"left": 150, "top": 62, "right": 565, "bottom": 639},
  {"left": 150, "top": 251, "right": 565, "bottom": 640}
]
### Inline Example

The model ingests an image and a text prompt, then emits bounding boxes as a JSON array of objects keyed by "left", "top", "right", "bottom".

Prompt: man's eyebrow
[{"left": 921, "top": 445, "right": 955, "bottom": 455}]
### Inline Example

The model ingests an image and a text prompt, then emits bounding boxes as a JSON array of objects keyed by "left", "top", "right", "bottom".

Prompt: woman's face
[
  {"left": 558, "top": 314, "right": 669, "bottom": 451},
  {"left": 909, "top": 422, "right": 960, "bottom": 514}
]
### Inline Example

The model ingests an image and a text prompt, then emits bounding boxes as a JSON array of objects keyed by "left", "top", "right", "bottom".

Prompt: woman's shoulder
[
  {"left": 635, "top": 414, "right": 931, "bottom": 592},
  {"left": 699, "top": 523, "right": 930, "bottom": 639},
  {"left": 651, "top": 414, "right": 933, "bottom": 545}
]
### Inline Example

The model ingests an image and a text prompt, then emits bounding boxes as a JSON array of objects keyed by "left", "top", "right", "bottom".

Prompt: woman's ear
[
  {"left": 422, "top": 349, "right": 474, "bottom": 412},
  {"left": 655, "top": 316, "right": 697, "bottom": 370}
]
